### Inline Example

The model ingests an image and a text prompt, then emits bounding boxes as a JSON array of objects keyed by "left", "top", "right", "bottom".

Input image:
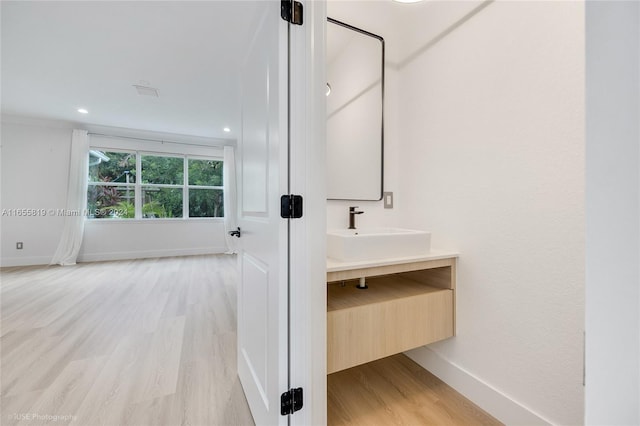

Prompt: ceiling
[
  {"left": 1, "top": 1, "right": 262, "bottom": 140},
  {"left": 1, "top": 0, "right": 487, "bottom": 141},
  {"left": 327, "top": 0, "right": 487, "bottom": 68}
]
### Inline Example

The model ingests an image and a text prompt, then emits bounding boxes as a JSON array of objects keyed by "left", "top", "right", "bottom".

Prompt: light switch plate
[{"left": 383, "top": 192, "right": 394, "bottom": 209}]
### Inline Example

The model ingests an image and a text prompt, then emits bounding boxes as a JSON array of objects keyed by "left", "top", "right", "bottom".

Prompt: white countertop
[{"left": 326, "top": 250, "right": 459, "bottom": 273}]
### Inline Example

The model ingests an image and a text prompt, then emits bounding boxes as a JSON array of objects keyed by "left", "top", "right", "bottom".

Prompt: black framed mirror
[{"left": 326, "top": 18, "right": 384, "bottom": 201}]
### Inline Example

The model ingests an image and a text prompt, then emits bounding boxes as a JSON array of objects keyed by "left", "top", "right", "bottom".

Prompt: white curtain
[
  {"left": 223, "top": 146, "right": 239, "bottom": 254},
  {"left": 51, "top": 129, "right": 89, "bottom": 265}
]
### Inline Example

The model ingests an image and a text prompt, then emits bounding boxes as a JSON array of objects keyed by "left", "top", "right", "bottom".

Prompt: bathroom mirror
[{"left": 326, "top": 18, "right": 384, "bottom": 201}]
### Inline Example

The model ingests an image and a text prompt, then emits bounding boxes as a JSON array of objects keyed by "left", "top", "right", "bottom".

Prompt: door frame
[{"left": 287, "top": 1, "right": 327, "bottom": 425}]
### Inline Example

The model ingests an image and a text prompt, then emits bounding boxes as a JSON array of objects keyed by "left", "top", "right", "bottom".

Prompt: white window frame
[
  {"left": 87, "top": 148, "right": 137, "bottom": 219},
  {"left": 186, "top": 155, "right": 225, "bottom": 219},
  {"left": 87, "top": 148, "right": 224, "bottom": 221},
  {"left": 139, "top": 152, "right": 185, "bottom": 219}
]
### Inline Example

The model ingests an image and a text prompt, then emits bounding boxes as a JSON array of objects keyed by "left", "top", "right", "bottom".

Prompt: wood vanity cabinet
[{"left": 326, "top": 256, "right": 457, "bottom": 374}]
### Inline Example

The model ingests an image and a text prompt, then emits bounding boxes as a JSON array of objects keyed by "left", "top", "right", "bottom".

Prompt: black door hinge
[
  {"left": 281, "top": 387, "right": 303, "bottom": 415},
  {"left": 280, "top": 194, "right": 303, "bottom": 219},
  {"left": 281, "top": 0, "right": 303, "bottom": 25}
]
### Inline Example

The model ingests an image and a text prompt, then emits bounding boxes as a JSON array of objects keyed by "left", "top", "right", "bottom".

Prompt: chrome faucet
[{"left": 348, "top": 206, "right": 364, "bottom": 229}]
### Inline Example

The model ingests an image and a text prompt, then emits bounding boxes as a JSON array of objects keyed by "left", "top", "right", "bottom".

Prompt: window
[
  {"left": 87, "top": 150, "right": 223, "bottom": 220},
  {"left": 88, "top": 150, "right": 136, "bottom": 218},
  {"left": 188, "top": 158, "right": 223, "bottom": 217},
  {"left": 141, "top": 155, "right": 184, "bottom": 218}
]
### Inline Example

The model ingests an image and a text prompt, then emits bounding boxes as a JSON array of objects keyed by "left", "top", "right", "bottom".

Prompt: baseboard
[
  {"left": 405, "top": 346, "right": 552, "bottom": 425},
  {"left": 77, "top": 247, "right": 228, "bottom": 263},
  {"left": 1, "top": 248, "right": 228, "bottom": 267},
  {"left": 1, "top": 255, "right": 53, "bottom": 267}
]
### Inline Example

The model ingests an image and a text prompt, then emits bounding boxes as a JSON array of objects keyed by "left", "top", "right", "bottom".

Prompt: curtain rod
[{"left": 88, "top": 132, "right": 233, "bottom": 149}]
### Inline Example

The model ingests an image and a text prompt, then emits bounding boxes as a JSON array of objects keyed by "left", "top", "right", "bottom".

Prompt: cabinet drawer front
[{"left": 328, "top": 289, "right": 453, "bottom": 374}]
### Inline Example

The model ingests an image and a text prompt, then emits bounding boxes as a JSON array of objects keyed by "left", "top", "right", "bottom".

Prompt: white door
[{"left": 236, "top": 2, "right": 290, "bottom": 425}]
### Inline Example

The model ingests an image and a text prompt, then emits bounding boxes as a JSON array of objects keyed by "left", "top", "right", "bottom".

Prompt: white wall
[
  {"left": 585, "top": 1, "right": 640, "bottom": 423},
  {"left": 395, "top": 1, "right": 585, "bottom": 424},
  {"left": 1, "top": 119, "right": 70, "bottom": 265},
  {"left": 78, "top": 220, "right": 225, "bottom": 263},
  {"left": 1, "top": 117, "right": 228, "bottom": 267},
  {"left": 326, "top": 2, "right": 585, "bottom": 422}
]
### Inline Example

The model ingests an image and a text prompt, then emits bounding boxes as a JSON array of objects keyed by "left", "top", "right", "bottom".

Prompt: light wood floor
[
  {"left": 328, "top": 354, "right": 502, "bottom": 425},
  {"left": 1, "top": 255, "right": 254, "bottom": 426},
  {"left": 3, "top": 255, "right": 501, "bottom": 426}
]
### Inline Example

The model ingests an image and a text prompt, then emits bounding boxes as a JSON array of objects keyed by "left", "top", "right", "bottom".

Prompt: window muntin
[{"left": 87, "top": 150, "right": 223, "bottom": 220}]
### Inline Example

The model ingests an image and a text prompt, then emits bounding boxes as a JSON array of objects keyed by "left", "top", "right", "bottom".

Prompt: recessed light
[
  {"left": 223, "top": 127, "right": 231, "bottom": 133},
  {"left": 77, "top": 108, "right": 88, "bottom": 114}
]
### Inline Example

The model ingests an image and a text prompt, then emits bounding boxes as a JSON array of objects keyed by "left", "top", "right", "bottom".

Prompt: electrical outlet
[
  {"left": 16, "top": 242, "right": 23, "bottom": 250},
  {"left": 383, "top": 192, "right": 394, "bottom": 209}
]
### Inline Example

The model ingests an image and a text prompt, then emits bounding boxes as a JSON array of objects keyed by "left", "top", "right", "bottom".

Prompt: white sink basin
[{"left": 327, "top": 227, "right": 431, "bottom": 262}]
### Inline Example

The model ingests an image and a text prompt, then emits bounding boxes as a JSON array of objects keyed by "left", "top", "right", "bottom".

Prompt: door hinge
[
  {"left": 281, "top": 194, "right": 303, "bottom": 219},
  {"left": 281, "top": 0, "right": 303, "bottom": 25},
  {"left": 281, "top": 387, "right": 303, "bottom": 415}
]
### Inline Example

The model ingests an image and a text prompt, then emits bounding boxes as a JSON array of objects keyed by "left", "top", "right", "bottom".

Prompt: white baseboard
[
  {"left": 405, "top": 346, "right": 552, "bottom": 425},
  {"left": 1, "top": 248, "right": 228, "bottom": 267},
  {"left": 1, "top": 255, "right": 53, "bottom": 267},
  {"left": 77, "top": 247, "right": 228, "bottom": 263}
]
